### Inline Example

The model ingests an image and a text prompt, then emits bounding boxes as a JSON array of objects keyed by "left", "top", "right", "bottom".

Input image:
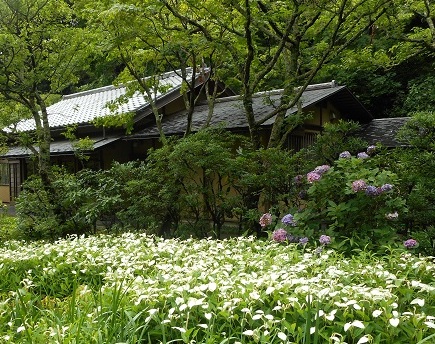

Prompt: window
[
  {"left": 287, "top": 132, "right": 318, "bottom": 152},
  {"left": 0, "top": 163, "right": 9, "bottom": 185}
]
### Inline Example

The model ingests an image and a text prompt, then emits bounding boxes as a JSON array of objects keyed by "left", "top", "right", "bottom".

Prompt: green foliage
[
  {"left": 286, "top": 151, "right": 407, "bottom": 251},
  {"left": 302, "top": 120, "right": 367, "bottom": 165},
  {"left": 16, "top": 167, "right": 123, "bottom": 240},
  {"left": 92, "top": 111, "right": 135, "bottom": 134},
  {"left": 0, "top": 205, "right": 20, "bottom": 242},
  {"left": 404, "top": 77, "right": 435, "bottom": 113}
]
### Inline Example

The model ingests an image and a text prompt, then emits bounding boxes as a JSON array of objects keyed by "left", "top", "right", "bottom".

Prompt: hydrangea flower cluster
[
  {"left": 365, "top": 185, "right": 381, "bottom": 197},
  {"left": 307, "top": 171, "right": 321, "bottom": 183},
  {"left": 314, "top": 165, "right": 331, "bottom": 175},
  {"left": 306, "top": 164, "right": 330, "bottom": 183},
  {"left": 319, "top": 235, "right": 331, "bottom": 245},
  {"left": 272, "top": 228, "right": 288, "bottom": 242},
  {"left": 352, "top": 179, "right": 367, "bottom": 192},
  {"left": 339, "top": 151, "right": 352, "bottom": 159},
  {"left": 357, "top": 152, "right": 369, "bottom": 159},
  {"left": 271, "top": 227, "right": 310, "bottom": 245},
  {"left": 380, "top": 184, "right": 393, "bottom": 192},
  {"left": 404, "top": 239, "right": 418, "bottom": 249},
  {"left": 352, "top": 180, "right": 394, "bottom": 196},
  {"left": 299, "top": 237, "right": 309, "bottom": 245},
  {"left": 281, "top": 214, "right": 297, "bottom": 226},
  {"left": 259, "top": 213, "right": 272, "bottom": 227}
]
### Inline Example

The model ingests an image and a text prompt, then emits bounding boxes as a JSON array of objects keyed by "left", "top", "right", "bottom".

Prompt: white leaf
[
  {"left": 411, "top": 298, "right": 425, "bottom": 307},
  {"left": 389, "top": 318, "right": 400, "bottom": 327},
  {"left": 372, "top": 310, "right": 382, "bottom": 318},
  {"left": 266, "top": 286, "right": 275, "bottom": 295},
  {"left": 352, "top": 320, "right": 365, "bottom": 329},
  {"left": 277, "top": 332, "right": 287, "bottom": 340},
  {"left": 357, "top": 335, "right": 370, "bottom": 344}
]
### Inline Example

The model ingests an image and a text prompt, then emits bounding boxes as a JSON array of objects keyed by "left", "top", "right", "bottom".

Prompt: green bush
[
  {"left": 268, "top": 147, "right": 408, "bottom": 251},
  {"left": 0, "top": 208, "right": 20, "bottom": 242}
]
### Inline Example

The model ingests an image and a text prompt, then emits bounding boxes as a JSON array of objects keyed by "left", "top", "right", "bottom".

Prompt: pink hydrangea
[
  {"left": 259, "top": 213, "right": 272, "bottom": 227},
  {"left": 352, "top": 179, "right": 367, "bottom": 192},
  {"left": 272, "top": 228, "right": 288, "bottom": 242},
  {"left": 307, "top": 172, "right": 321, "bottom": 183}
]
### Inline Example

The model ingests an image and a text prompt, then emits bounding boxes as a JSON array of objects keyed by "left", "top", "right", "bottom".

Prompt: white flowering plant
[{"left": 0, "top": 234, "right": 433, "bottom": 343}]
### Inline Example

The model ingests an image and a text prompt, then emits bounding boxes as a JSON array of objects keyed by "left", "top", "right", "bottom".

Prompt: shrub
[{"left": 265, "top": 147, "right": 407, "bottom": 251}]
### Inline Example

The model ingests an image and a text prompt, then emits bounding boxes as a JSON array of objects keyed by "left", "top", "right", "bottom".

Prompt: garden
[
  {"left": 0, "top": 116, "right": 434, "bottom": 343},
  {"left": 0, "top": 233, "right": 434, "bottom": 343}
]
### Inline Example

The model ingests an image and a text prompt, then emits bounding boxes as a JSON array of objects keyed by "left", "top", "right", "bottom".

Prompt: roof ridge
[
  {"left": 212, "top": 80, "right": 339, "bottom": 104},
  {"left": 62, "top": 68, "right": 194, "bottom": 101}
]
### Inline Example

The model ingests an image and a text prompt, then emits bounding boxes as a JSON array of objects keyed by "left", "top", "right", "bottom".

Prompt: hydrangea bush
[{"left": 268, "top": 147, "right": 408, "bottom": 251}]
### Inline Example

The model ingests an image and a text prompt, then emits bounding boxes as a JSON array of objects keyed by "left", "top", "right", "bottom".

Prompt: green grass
[{"left": 0, "top": 233, "right": 433, "bottom": 343}]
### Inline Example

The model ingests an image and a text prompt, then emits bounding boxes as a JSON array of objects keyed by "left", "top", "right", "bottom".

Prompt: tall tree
[
  {"left": 158, "top": 0, "right": 393, "bottom": 149},
  {"left": 0, "top": 0, "right": 93, "bottom": 186},
  {"left": 78, "top": 0, "right": 228, "bottom": 143}
]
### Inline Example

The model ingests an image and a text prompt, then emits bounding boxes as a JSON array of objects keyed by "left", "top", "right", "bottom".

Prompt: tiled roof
[
  {"left": 1, "top": 136, "right": 120, "bottom": 158},
  {"left": 356, "top": 117, "right": 410, "bottom": 147},
  {"left": 131, "top": 82, "right": 372, "bottom": 138},
  {"left": 10, "top": 69, "right": 192, "bottom": 132}
]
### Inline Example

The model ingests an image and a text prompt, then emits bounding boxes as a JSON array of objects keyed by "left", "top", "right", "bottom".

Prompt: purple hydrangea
[
  {"left": 272, "top": 228, "right": 288, "bottom": 242},
  {"left": 307, "top": 172, "right": 321, "bottom": 183},
  {"left": 357, "top": 152, "right": 369, "bottom": 159},
  {"left": 259, "top": 213, "right": 272, "bottom": 227},
  {"left": 286, "top": 234, "right": 299, "bottom": 243},
  {"left": 380, "top": 184, "right": 393, "bottom": 192},
  {"left": 314, "top": 165, "right": 331, "bottom": 175},
  {"left": 299, "top": 237, "right": 309, "bottom": 245},
  {"left": 365, "top": 185, "right": 381, "bottom": 197},
  {"left": 339, "top": 151, "right": 352, "bottom": 159},
  {"left": 281, "top": 214, "right": 297, "bottom": 226},
  {"left": 319, "top": 235, "right": 331, "bottom": 245},
  {"left": 403, "top": 239, "right": 418, "bottom": 249},
  {"left": 367, "top": 145, "right": 376, "bottom": 155},
  {"left": 352, "top": 179, "right": 367, "bottom": 192}
]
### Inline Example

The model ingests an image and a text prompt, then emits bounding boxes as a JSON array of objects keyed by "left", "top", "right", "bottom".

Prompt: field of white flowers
[{"left": 0, "top": 233, "right": 434, "bottom": 343}]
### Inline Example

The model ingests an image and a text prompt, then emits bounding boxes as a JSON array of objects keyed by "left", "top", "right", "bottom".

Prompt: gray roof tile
[
  {"left": 356, "top": 117, "right": 410, "bottom": 147},
  {"left": 1, "top": 136, "right": 120, "bottom": 158},
  {"left": 132, "top": 83, "right": 372, "bottom": 138},
  {"left": 10, "top": 70, "right": 190, "bottom": 132}
]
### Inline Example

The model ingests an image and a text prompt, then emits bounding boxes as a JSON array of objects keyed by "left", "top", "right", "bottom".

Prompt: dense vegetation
[
  {"left": 0, "top": 1, "right": 434, "bottom": 342},
  {"left": 0, "top": 234, "right": 434, "bottom": 343}
]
